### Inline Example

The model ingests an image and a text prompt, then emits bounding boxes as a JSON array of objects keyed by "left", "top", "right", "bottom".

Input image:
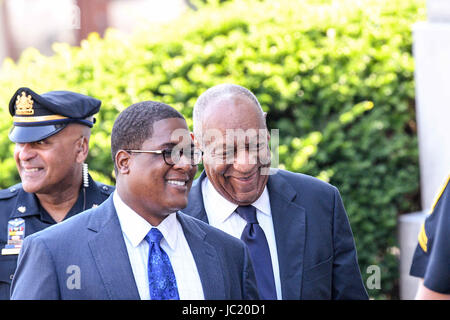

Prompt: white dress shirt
[
  {"left": 201, "top": 177, "right": 282, "bottom": 299},
  {"left": 113, "top": 191, "right": 204, "bottom": 300}
]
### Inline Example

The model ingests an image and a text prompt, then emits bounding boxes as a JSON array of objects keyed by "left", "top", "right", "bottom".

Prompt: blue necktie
[
  {"left": 145, "top": 228, "right": 180, "bottom": 300},
  {"left": 236, "top": 205, "right": 277, "bottom": 300}
]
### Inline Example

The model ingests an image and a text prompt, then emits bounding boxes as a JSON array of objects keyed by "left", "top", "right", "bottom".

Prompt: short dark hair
[{"left": 111, "top": 101, "right": 184, "bottom": 170}]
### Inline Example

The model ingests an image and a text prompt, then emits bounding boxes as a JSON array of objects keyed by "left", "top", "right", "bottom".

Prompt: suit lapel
[
  {"left": 185, "top": 170, "right": 307, "bottom": 299},
  {"left": 184, "top": 171, "right": 209, "bottom": 223},
  {"left": 87, "top": 196, "right": 140, "bottom": 300},
  {"left": 176, "top": 212, "right": 226, "bottom": 299},
  {"left": 267, "top": 172, "right": 306, "bottom": 300}
]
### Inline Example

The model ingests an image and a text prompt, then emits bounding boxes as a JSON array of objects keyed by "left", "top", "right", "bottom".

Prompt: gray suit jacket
[
  {"left": 10, "top": 195, "right": 259, "bottom": 300},
  {"left": 183, "top": 170, "right": 368, "bottom": 300}
]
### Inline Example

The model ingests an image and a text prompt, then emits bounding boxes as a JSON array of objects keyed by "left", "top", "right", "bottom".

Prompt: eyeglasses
[{"left": 125, "top": 148, "right": 203, "bottom": 166}]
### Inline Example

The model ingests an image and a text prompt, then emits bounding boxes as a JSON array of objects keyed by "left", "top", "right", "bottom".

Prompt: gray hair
[{"left": 193, "top": 83, "right": 264, "bottom": 140}]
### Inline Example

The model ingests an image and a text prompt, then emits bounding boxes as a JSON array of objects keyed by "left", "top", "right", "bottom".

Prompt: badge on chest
[{"left": 1, "top": 218, "right": 26, "bottom": 255}]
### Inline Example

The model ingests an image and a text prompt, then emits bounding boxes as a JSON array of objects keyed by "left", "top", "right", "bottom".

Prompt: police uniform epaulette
[
  {"left": 0, "top": 183, "right": 21, "bottom": 200},
  {"left": 95, "top": 182, "right": 114, "bottom": 196}
]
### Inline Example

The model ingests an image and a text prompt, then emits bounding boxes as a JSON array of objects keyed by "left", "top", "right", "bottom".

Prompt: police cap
[{"left": 8, "top": 87, "right": 101, "bottom": 143}]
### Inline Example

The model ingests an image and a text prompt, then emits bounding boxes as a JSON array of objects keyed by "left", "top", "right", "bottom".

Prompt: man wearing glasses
[
  {"left": 11, "top": 100, "right": 258, "bottom": 300},
  {"left": 183, "top": 84, "right": 368, "bottom": 300}
]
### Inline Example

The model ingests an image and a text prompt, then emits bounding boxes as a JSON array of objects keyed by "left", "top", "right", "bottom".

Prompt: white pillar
[
  {"left": 414, "top": 0, "right": 450, "bottom": 211},
  {"left": 399, "top": 0, "right": 450, "bottom": 300},
  {"left": 398, "top": 212, "right": 426, "bottom": 300}
]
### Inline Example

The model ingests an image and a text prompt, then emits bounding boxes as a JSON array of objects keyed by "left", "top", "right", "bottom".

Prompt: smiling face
[
  {"left": 199, "top": 95, "right": 271, "bottom": 206},
  {"left": 116, "top": 117, "right": 197, "bottom": 225},
  {"left": 14, "top": 124, "right": 87, "bottom": 195}
]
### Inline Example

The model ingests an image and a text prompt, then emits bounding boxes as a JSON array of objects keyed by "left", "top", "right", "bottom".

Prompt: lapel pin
[{"left": 17, "top": 206, "right": 26, "bottom": 213}]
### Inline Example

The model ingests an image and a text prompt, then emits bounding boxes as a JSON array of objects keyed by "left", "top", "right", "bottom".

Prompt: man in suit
[
  {"left": 0, "top": 87, "right": 113, "bottom": 300},
  {"left": 11, "top": 101, "right": 258, "bottom": 300},
  {"left": 183, "top": 83, "right": 368, "bottom": 300}
]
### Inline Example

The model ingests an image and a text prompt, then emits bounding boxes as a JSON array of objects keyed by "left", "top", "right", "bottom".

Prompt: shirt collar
[
  {"left": 155, "top": 211, "right": 178, "bottom": 251},
  {"left": 113, "top": 191, "right": 178, "bottom": 250},
  {"left": 203, "top": 176, "right": 271, "bottom": 223},
  {"left": 10, "top": 174, "right": 100, "bottom": 221},
  {"left": 252, "top": 185, "right": 271, "bottom": 217}
]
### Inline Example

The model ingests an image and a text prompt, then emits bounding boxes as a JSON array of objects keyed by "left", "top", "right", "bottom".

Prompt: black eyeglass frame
[{"left": 124, "top": 148, "right": 203, "bottom": 166}]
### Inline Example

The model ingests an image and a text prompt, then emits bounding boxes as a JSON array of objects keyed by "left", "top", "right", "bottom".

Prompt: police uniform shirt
[
  {"left": 1, "top": 87, "right": 108, "bottom": 299},
  {"left": 0, "top": 174, "right": 113, "bottom": 300},
  {"left": 410, "top": 175, "right": 450, "bottom": 294}
]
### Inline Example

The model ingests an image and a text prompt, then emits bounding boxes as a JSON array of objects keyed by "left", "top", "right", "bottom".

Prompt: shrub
[{"left": 0, "top": 0, "right": 425, "bottom": 298}]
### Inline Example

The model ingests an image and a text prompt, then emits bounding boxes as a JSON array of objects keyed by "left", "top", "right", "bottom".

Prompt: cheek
[
  {"left": 258, "top": 174, "right": 269, "bottom": 189},
  {"left": 188, "top": 166, "right": 198, "bottom": 179},
  {"left": 133, "top": 163, "right": 168, "bottom": 188},
  {"left": 13, "top": 150, "right": 20, "bottom": 164},
  {"left": 206, "top": 166, "right": 236, "bottom": 197},
  {"left": 13, "top": 146, "right": 28, "bottom": 164},
  {"left": 205, "top": 164, "right": 227, "bottom": 182},
  {"left": 259, "top": 147, "right": 271, "bottom": 165},
  {"left": 49, "top": 152, "right": 68, "bottom": 167}
]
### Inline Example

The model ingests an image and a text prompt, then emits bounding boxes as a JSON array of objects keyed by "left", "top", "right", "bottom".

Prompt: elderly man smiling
[{"left": 183, "top": 83, "right": 369, "bottom": 300}]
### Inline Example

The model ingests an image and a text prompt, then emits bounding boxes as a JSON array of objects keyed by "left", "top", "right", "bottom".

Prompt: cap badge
[{"left": 15, "top": 91, "right": 34, "bottom": 115}]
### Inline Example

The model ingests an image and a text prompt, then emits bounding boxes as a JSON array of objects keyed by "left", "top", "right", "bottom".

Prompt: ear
[
  {"left": 75, "top": 136, "right": 89, "bottom": 163},
  {"left": 115, "top": 150, "right": 131, "bottom": 175}
]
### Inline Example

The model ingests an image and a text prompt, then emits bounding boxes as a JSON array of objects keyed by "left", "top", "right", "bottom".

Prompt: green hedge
[{"left": 0, "top": 0, "right": 425, "bottom": 298}]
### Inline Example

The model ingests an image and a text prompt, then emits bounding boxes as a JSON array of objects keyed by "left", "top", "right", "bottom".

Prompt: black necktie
[{"left": 236, "top": 205, "right": 277, "bottom": 300}]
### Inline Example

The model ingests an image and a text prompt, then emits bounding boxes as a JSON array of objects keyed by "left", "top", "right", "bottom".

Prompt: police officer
[
  {"left": 0, "top": 87, "right": 114, "bottom": 299},
  {"left": 410, "top": 174, "right": 450, "bottom": 299}
]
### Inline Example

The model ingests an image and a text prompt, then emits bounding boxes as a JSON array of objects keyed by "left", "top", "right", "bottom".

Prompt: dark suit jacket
[
  {"left": 183, "top": 170, "right": 368, "bottom": 300},
  {"left": 10, "top": 195, "right": 259, "bottom": 300},
  {"left": 0, "top": 175, "right": 113, "bottom": 300}
]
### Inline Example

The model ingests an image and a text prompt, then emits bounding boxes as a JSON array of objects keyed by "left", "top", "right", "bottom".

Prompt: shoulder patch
[
  {"left": 418, "top": 223, "right": 428, "bottom": 253},
  {"left": 0, "top": 183, "right": 21, "bottom": 200},
  {"left": 429, "top": 174, "right": 450, "bottom": 214}
]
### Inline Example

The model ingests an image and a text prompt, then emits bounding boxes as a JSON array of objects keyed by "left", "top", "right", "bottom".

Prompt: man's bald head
[
  {"left": 193, "top": 84, "right": 266, "bottom": 144},
  {"left": 192, "top": 84, "right": 271, "bottom": 205}
]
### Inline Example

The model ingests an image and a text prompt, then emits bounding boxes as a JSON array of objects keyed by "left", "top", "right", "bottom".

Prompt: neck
[
  {"left": 116, "top": 183, "right": 169, "bottom": 227},
  {"left": 35, "top": 176, "right": 83, "bottom": 223}
]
